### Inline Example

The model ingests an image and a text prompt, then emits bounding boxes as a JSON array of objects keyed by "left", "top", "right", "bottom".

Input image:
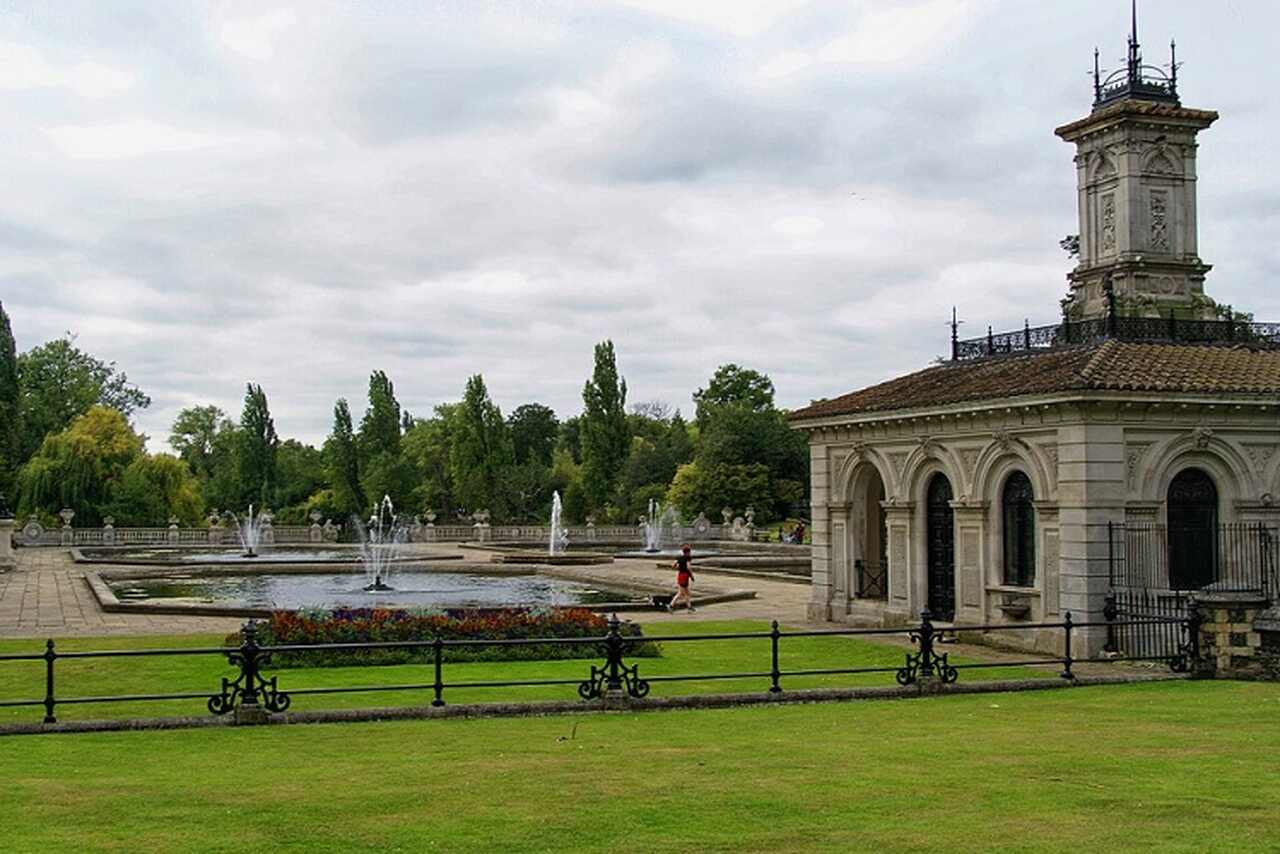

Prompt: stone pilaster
[{"left": 1057, "top": 422, "right": 1125, "bottom": 654}]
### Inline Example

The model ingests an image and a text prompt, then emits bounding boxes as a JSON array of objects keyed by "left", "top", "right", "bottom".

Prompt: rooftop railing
[{"left": 952, "top": 314, "right": 1280, "bottom": 361}]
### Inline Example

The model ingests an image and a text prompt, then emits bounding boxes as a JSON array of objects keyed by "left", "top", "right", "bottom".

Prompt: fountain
[
  {"left": 549, "top": 491, "right": 569, "bottom": 556},
  {"left": 232, "top": 505, "right": 267, "bottom": 558},
  {"left": 643, "top": 499, "right": 680, "bottom": 553},
  {"left": 355, "top": 495, "right": 406, "bottom": 591}
]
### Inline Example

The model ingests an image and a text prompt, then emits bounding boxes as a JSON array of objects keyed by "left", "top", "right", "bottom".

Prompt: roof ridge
[{"left": 1077, "top": 338, "right": 1118, "bottom": 385}]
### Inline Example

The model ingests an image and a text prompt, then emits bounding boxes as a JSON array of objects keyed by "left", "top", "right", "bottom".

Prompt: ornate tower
[{"left": 1055, "top": 3, "right": 1218, "bottom": 321}]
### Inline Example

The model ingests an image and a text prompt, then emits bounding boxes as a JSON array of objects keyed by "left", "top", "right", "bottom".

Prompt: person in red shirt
[{"left": 668, "top": 544, "right": 696, "bottom": 613}]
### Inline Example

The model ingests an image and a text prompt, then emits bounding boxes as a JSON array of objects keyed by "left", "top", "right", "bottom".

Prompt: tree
[
  {"left": 357, "top": 371, "right": 411, "bottom": 506},
  {"left": 16, "top": 406, "right": 144, "bottom": 525},
  {"left": 580, "top": 340, "right": 629, "bottom": 513},
  {"left": 169, "top": 405, "right": 232, "bottom": 480},
  {"left": 692, "top": 363, "right": 775, "bottom": 429},
  {"left": 557, "top": 415, "right": 582, "bottom": 464},
  {"left": 273, "top": 440, "right": 326, "bottom": 517},
  {"left": 237, "top": 383, "right": 278, "bottom": 507},
  {"left": 15, "top": 335, "right": 150, "bottom": 459},
  {"left": 508, "top": 403, "right": 559, "bottom": 467},
  {"left": 402, "top": 403, "right": 459, "bottom": 518},
  {"left": 324, "top": 398, "right": 365, "bottom": 516},
  {"left": 0, "top": 302, "right": 19, "bottom": 492},
  {"left": 104, "top": 453, "right": 203, "bottom": 526},
  {"left": 449, "top": 375, "right": 513, "bottom": 515},
  {"left": 359, "top": 371, "right": 402, "bottom": 460}
]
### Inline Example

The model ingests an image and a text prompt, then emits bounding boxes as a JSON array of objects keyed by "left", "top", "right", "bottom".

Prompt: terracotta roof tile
[{"left": 789, "top": 341, "right": 1280, "bottom": 422}]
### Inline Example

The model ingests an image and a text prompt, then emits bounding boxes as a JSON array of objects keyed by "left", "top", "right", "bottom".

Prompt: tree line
[{"left": 0, "top": 302, "right": 808, "bottom": 528}]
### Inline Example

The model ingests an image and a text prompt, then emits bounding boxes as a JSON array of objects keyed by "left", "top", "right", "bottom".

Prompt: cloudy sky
[{"left": 2, "top": 0, "right": 1276, "bottom": 450}]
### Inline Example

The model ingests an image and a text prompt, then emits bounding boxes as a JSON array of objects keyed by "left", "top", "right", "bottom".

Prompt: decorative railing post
[
  {"left": 208, "top": 619, "right": 290, "bottom": 718},
  {"left": 769, "top": 620, "right": 782, "bottom": 694},
  {"left": 578, "top": 613, "right": 649, "bottom": 701},
  {"left": 432, "top": 634, "right": 445, "bottom": 707},
  {"left": 1060, "top": 612, "right": 1074, "bottom": 680},
  {"left": 604, "top": 613, "right": 624, "bottom": 695},
  {"left": 1180, "top": 596, "right": 1204, "bottom": 675},
  {"left": 43, "top": 639, "right": 57, "bottom": 724},
  {"left": 917, "top": 610, "right": 936, "bottom": 682}
]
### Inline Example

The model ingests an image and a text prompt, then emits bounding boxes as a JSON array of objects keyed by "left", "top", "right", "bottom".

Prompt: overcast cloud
[{"left": 2, "top": 0, "right": 1276, "bottom": 449}]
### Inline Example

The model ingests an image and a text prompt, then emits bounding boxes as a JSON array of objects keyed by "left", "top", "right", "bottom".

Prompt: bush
[{"left": 230, "top": 607, "right": 660, "bottom": 668}]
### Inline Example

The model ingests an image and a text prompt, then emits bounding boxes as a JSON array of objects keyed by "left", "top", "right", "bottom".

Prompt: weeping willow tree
[{"left": 16, "top": 405, "right": 143, "bottom": 525}]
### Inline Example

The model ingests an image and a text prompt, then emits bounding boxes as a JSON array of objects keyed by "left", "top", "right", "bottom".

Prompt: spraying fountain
[
  {"left": 643, "top": 499, "right": 680, "bottom": 553},
  {"left": 233, "top": 505, "right": 267, "bottom": 558},
  {"left": 549, "top": 491, "right": 569, "bottom": 557},
  {"left": 643, "top": 498, "right": 661, "bottom": 553},
  {"left": 356, "top": 495, "right": 406, "bottom": 592}
]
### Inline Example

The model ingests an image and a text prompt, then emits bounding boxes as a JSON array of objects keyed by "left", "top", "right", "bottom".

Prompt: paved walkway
[{"left": 0, "top": 546, "right": 813, "bottom": 640}]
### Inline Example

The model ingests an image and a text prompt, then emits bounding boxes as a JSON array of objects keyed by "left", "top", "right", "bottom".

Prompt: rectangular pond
[{"left": 105, "top": 571, "right": 647, "bottom": 610}]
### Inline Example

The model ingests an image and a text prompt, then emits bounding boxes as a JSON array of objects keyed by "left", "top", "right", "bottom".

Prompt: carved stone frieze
[
  {"left": 1243, "top": 444, "right": 1278, "bottom": 475},
  {"left": 1125, "top": 443, "right": 1151, "bottom": 490}
]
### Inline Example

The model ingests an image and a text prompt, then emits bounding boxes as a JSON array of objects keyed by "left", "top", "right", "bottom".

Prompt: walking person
[{"left": 668, "top": 544, "right": 696, "bottom": 612}]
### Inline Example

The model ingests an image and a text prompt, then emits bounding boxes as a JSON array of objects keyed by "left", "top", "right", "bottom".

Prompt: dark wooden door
[
  {"left": 1167, "top": 468, "right": 1217, "bottom": 589},
  {"left": 926, "top": 474, "right": 956, "bottom": 621}
]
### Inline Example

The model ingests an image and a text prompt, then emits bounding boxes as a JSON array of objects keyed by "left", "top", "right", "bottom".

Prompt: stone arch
[
  {"left": 901, "top": 442, "right": 965, "bottom": 503},
  {"left": 1139, "top": 436, "right": 1254, "bottom": 522},
  {"left": 1142, "top": 147, "right": 1182, "bottom": 176},
  {"left": 973, "top": 438, "right": 1052, "bottom": 507},
  {"left": 833, "top": 447, "right": 894, "bottom": 504}
]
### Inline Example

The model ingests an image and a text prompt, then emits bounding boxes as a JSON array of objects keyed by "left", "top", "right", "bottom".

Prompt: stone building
[{"left": 789, "top": 18, "right": 1280, "bottom": 654}]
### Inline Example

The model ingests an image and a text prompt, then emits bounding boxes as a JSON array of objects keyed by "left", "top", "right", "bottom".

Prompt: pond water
[{"left": 106, "top": 571, "right": 645, "bottom": 610}]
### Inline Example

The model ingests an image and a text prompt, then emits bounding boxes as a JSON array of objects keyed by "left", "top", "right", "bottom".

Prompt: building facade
[{"left": 789, "top": 20, "right": 1280, "bottom": 655}]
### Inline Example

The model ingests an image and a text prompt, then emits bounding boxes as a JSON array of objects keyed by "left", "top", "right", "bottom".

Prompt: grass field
[
  {"left": 0, "top": 621, "right": 1048, "bottom": 724},
  {"left": 2, "top": 679, "right": 1278, "bottom": 852}
]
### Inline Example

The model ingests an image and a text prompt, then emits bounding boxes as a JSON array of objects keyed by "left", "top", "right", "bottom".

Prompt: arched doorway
[
  {"left": 1167, "top": 467, "right": 1218, "bottom": 589},
  {"left": 926, "top": 474, "right": 956, "bottom": 620},
  {"left": 855, "top": 470, "right": 888, "bottom": 599}
]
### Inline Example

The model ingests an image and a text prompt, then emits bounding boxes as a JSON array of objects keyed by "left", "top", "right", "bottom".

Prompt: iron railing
[
  {"left": 854, "top": 559, "right": 887, "bottom": 600},
  {"left": 1108, "top": 522, "right": 1278, "bottom": 596},
  {"left": 952, "top": 315, "right": 1280, "bottom": 361},
  {"left": 0, "top": 610, "right": 1199, "bottom": 727}
]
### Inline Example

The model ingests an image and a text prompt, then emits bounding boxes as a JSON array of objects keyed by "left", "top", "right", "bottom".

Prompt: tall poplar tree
[
  {"left": 580, "top": 340, "right": 629, "bottom": 512},
  {"left": 325, "top": 398, "right": 365, "bottom": 515},
  {"left": 237, "top": 383, "right": 278, "bottom": 507},
  {"left": 449, "top": 374, "right": 512, "bottom": 514}
]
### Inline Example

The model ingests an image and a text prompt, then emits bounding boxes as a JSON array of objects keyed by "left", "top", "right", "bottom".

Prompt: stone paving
[{"left": 0, "top": 545, "right": 813, "bottom": 640}]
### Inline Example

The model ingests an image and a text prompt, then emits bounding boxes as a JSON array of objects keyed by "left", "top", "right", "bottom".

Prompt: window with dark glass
[{"left": 1002, "top": 471, "right": 1036, "bottom": 587}]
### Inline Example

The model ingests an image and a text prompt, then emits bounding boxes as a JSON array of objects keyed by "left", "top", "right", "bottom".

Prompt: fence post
[
  {"left": 917, "top": 610, "right": 936, "bottom": 684},
  {"left": 1060, "top": 612, "right": 1074, "bottom": 680},
  {"left": 42, "top": 639, "right": 57, "bottom": 724},
  {"left": 1103, "top": 592, "right": 1118, "bottom": 654},
  {"left": 239, "top": 622, "right": 263, "bottom": 710},
  {"left": 1185, "top": 597, "right": 1205, "bottom": 675},
  {"left": 769, "top": 620, "right": 782, "bottom": 694},
  {"left": 605, "top": 613, "right": 624, "bottom": 695},
  {"left": 432, "top": 635, "right": 445, "bottom": 707}
]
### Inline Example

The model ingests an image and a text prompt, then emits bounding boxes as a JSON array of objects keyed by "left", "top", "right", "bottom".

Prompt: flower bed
[{"left": 232, "top": 607, "right": 660, "bottom": 668}]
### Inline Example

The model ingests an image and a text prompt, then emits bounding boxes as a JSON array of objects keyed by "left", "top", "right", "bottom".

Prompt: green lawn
[
  {"left": 1, "top": 680, "right": 1277, "bottom": 852},
  {"left": 0, "top": 621, "right": 1048, "bottom": 725}
]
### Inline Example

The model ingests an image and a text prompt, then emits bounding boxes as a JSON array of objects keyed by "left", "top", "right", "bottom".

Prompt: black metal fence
[
  {"left": 953, "top": 314, "right": 1280, "bottom": 361},
  {"left": 1106, "top": 522, "right": 1277, "bottom": 659},
  {"left": 1109, "top": 522, "right": 1278, "bottom": 595},
  {"left": 854, "top": 559, "right": 887, "bottom": 599},
  {"left": 0, "top": 610, "right": 1200, "bottom": 727}
]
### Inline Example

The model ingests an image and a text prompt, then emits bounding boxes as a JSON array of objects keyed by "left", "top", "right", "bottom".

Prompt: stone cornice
[
  {"left": 1055, "top": 100, "right": 1218, "bottom": 140},
  {"left": 791, "top": 391, "right": 1277, "bottom": 434}
]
